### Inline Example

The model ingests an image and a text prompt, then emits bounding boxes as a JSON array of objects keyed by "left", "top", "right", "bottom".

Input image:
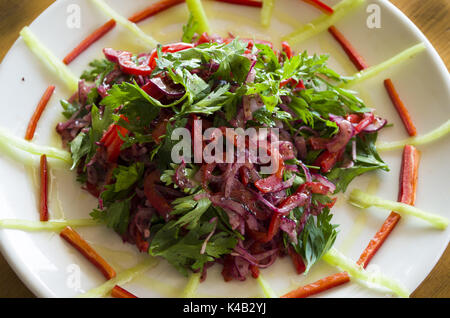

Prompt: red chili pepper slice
[
  {"left": 103, "top": 48, "right": 152, "bottom": 76},
  {"left": 250, "top": 264, "right": 260, "bottom": 278},
  {"left": 302, "top": 0, "right": 334, "bottom": 15},
  {"left": 143, "top": 170, "right": 173, "bottom": 219},
  {"left": 288, "top": 246, "right": 306, "bottom": 275},
  {"left": 280, "top": 78, "right": 305, "bottom": 91},
  {"left": 100, "top": 121, "right": 129, "bottom": 163},
  {"left": 40, "top": 154, "right": 49, "bottom": 222},
  {"left": 354, "top": 112, "right": 375, "bottom": 135},
  {"left": 313, "top": 150, "right": 341, "bottom": 173},
  {"left": 111, "top": 285, "right": 138, "bottom": 298},
  {"left": 148, "top": 43, "right": 195, "bottom": 70},
  {"left": 281, "top": 41, "right": 293, "bottom": 59}
]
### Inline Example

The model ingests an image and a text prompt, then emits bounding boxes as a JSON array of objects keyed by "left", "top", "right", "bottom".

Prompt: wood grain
[{"left": 0, "top": 0, "right": 448, "bottom": 298}]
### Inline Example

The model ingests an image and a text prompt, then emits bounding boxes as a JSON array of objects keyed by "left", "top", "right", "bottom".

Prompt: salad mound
[{"left": 56, "top": 31, "right": 388, "bottom": 282}]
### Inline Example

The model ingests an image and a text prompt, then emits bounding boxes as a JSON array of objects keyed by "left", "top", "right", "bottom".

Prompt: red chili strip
[
  {"left": 63, "top": 19, "right": 116, "bottom": 65},
  {"left": 250, "top": 265, "right": 260, "bottom": 278},
  {"left": 147, "top": 43, "right": 195, "bottom": 70},
  {"left": 281, "top": 272, "right": 350, "bottom": 298},
  {"left": 313, "top": 149, "right": 342, "bottom": 173},
  {"left": 128, "top": 0, "right": 185, "bottom": 23},
  {"left": 111, "top": 285, "right": 138, "bottom": 298},
  {"left": 328, "top": 26, "right": 368, "bottom": 71},
  {"left": 357, "top": 145, "right": 420, "bottom": 268},
  {"left": 60, "top": 226, "right": 117, "bottom": 280},
  {"left": 215, "top": 0, "right": 262, "bottom": 7},
  {"left": 384, "top": 79, "right": 417, "bottom": 137},
  {"left": 281, "top": 41, "right": 293, "bottom": 59},
  {"left": 25, "top": 85, "right": 55, "bottom": 141},
  {"left": 144, "top": 170, "right": 173, "bottom": 220},
  {"left": 40, "top": 154, "right": 49, "bottom": 222},
  {"left": 99, "top": 116, "right": 129, "bottom": 163},
  {"left": 302, "top": 0, "right": 334, "bottom": 15},
  {"left": 288, "top": 246, "right": 306, "bottom": 275}
]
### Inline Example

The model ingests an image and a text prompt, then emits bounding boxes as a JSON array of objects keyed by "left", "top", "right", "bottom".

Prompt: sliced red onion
[
  {"left": 200, "top": 217, "right": 217, "bottom": 255},
  {"left": 223, "top": 163, "right": 243, "bottom": 198},
  {"left": 234, "top": 256, "right": 250, "bottom": 279},
  {"left": 294, "top": 135, "right": 307, "bottom": 160},
  {"left": 351, "top": 139, "right": 357, "bottom": 161},
  {"left": 255, "top": 174, "right": 295, "bottom": 193},
  {"left": 193, "top": 192, "right": 208, "bottom": 201},
  {"left": 232, "top": 245, "right": 278, "bottom": 269},
  {"left": 245, "top": 60, "right": 257, "bottom": 83},
  {"left": 277, "top": 192, "right": 309, "bottom": 214},
  {"left": 296, "top": 126, "right": 320, "bottom": 137},
  {"left": 297, "top": 159, "right": 312, "bottom": 183},
  {"left": 326, "top": 119, "right": 354, "bottom": 153},
  {"left": 285, "top": 165, "right": 299, "bottom": 172},
  {"left": 174, "top": 161, "right": 196, "bottom": 190},
  {"left": 78, "top": 80, "right": 94, "bottom": 105},
  {"left": 210, "top": 195, "right": 246, "bottom": 216},
  {"left": 278, "top": 140, "right": 296, "bottom": 160},
  {"left": 249, "top": 189, "right": 285, "bottom": 214},
  {"left": 312, "top": 173, "right": 336, "bottom": 193},
  {"left": 341, "top": 158, "right": 354, "bottom": 169},
  {"left": 141, "top": 77, "right": 185, "bottom": 100},
  {"left": 232, "top": 245, "right": 259, "bottom": 266},
  {"left": 280, "top": 217, "right": 298, "bottom": 245}
]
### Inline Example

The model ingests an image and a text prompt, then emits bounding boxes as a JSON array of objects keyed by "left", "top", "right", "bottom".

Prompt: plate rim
[{"left": 0, "top": 0, "right": 448, "bottom": 298}]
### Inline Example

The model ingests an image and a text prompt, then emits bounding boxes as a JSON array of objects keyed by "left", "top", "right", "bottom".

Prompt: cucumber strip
[
  {"left": 348, "top": 189, "right": 449, "bottom": 230},
  {"left": 322, "top": 248, "right": 410, "bottom": 298},
  {"left": 261, "top": 0, "right": 275, "bottom": 27},
  {"left": 283, "top": 0, "right": 365, "bottom": 45},
  {"left": 0, "top": 219, "right": 99, "bottom": 232},
  {"left": 0, "top": 136, "right": 69, "bottom": 169},
  {"left": 341, "top": 42, "right": 426, "bottom": 88},
  {"left": 256, "top": 274, "right": 278, "bottom": 298},
  {"left": 186, "top": 0, "right": 211, "bottom": 34},
  {"left": 78, "top": 257, "right": 159, "bottom": 298},
  {"left": 0, "top": 127, "right": 72, "bottom": 164},
  {"left": 377, "top": 119, "right": 450, "bottom": 151},
  {"left": 20, "top": 27, "right": 79, "bottom": 92},
  {"left": 91, "top": 0, "right": 158, "bottom": 48},
  {"left": 181, "top": 271, "right": 202, "bottom": 298}
]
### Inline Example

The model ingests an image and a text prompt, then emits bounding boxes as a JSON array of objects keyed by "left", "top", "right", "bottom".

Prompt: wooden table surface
[{"left": 0, "top": 0, "right": 448, "bottom": 298}]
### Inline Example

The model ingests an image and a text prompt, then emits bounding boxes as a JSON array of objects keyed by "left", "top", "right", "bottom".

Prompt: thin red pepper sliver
[
  {"left": 111, "top": 285, "right": 138, "bottom": 298},
  {"left": 281, "top": 272, "right": 350, "bottom": 298},
  {"left": 60, "top": 226, "right": 116, "bottom": 280},
  {"left": 40, "top": 154, "right": 49, "bottom": 222},
  {"left": 328, "top": 26, "right": 368, "bottom": 71},
  {"left": 25, "top": 85, "right": 56, "bottom": 141},
  {"left": 384, "top": 79, "right": 417, "bottom": 137},
  {"left": 144, "top": 170, "right": 173, "bottom": 219},
  {"left": 357, "top": 145, "right": 420, "bottom": 268},
  {"left": 288, "top": 246, "right": 306, "bottom": 275},
  {"left": 250, "top": 265, "right": 260, "bottom": 278},
  {"left": 63, "top": 20, "right": 116, "bottom": 65},
  {"left": 302, "top": 0, "right": 334, "bottom": 15},
  {"left": 281, "top": 41, "right": 293, "bottom": 59},
  {"left": 128, "top": 0, "right": 185, "bottom": 23},
  {"left": 314, "top": 150, "right": 341, "bottom": 173}
]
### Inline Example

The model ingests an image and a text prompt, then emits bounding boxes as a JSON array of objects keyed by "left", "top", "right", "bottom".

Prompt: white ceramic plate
[{"left": 0, "top": 0, "right": 449, "bottom": 298}]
